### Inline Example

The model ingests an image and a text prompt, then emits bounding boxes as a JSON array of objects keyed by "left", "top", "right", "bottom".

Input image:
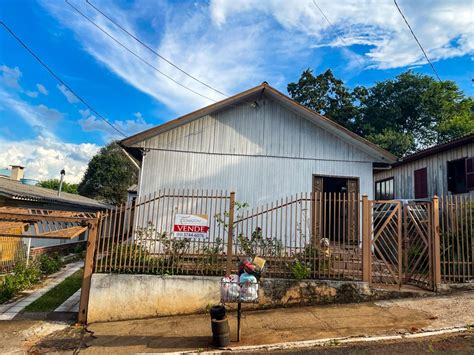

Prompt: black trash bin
[
  {"left": 211, "top": 317, "right": 230, "bottom": 347},
  {"left": 210, "top": 305, "right": 226, "bottom": 320}
]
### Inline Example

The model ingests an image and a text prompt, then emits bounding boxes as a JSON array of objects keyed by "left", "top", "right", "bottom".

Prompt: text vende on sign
[{"left": 173, "top": 214, "right": 209, "bottom": 238}]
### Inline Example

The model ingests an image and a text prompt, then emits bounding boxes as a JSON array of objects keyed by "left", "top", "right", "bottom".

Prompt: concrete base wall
[
  {"left": 87, "top": 274, "right": 376, "bottom": 323},
  {"left": 88, "top": 274, "right": 221, "bottom": 323}
]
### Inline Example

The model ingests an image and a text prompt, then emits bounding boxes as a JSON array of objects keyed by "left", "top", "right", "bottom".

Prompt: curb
[{"left": 176, "top": 325, "right": 471, "bottom": 354}]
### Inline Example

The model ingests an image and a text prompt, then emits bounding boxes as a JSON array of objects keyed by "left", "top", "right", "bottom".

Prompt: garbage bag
[
  {"left": 239, "top": 272, "right": 258, "bottom": 302},
  {"left": 239, "top": 272, "right": 257, "bottom": 285},
  {"left": 221, "top": 274, "right": 240, "bottom": 302}
]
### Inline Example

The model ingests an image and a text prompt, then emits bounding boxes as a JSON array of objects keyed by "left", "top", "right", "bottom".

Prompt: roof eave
[{"left": 120, "top": 83, "right": 267, "bottom": 147}]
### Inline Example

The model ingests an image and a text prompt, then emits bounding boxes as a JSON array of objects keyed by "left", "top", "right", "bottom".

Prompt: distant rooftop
[
  {"left": 0, "top": 176, "right": 107, "bottom": 210},
  {"left": 127, "top": 184, "right": 138, "bottom": 193}
]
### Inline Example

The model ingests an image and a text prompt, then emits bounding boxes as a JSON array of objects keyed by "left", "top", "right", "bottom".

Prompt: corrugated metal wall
[
  {"left": 374, "top": 143, "right": 474, "bottom": 199},
  {"left": 136, "top": 98, "right": 376, "bottom": 207}
]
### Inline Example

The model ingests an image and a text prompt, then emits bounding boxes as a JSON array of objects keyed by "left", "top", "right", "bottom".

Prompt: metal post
[
  {"left": 226, "top": 192, "right": 235, "bottom": 275},
  {"left": 237, "top": 302, "right": 242, "bottom": 342},
  {"left": 362, "top": 194, "right": 371, "bottom": 284},
  {"left": 25, "top": 237, "right": 31, "bottom": 266},
  {"left": 432, "top": 195, "right": 441, "bottom": 290},
  {"left": 78, "top": 212, "right": 100, "bottom": 324},
  {"left": 58, "top": 169, "right": 65, "bottom": 197}
]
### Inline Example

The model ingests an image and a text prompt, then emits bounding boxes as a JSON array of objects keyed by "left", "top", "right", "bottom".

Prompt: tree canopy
[
  {"left": 78, "top": 142, "right": 138, "bottom": 205},
  {"left": 287, "top": 69, "right": 474, "bottom": 157},
  {"left": 37, "top": 179, "right": 78, "bottom": 194}
]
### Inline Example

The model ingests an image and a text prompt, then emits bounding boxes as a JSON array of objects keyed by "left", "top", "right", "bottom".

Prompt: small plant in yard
[
  {"left": 37, "top": 253, "right": 65, "bottom": 275},
  {"left": 0, "top": 261, "right": 41, "bottom": 303},
  {"left": 289, "top": 259, "right": 310, "bottom": 280},
  {"left": 0, "top": 253, "right": 67, "bottom": 303}
]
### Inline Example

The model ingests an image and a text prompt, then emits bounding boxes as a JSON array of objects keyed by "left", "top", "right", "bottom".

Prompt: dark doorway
[
  {"left": 323, "top": 177, "right": 349, "bottom": 194},
  {"left": 312, "top": 175, "right": 359, "bottom": 246}
]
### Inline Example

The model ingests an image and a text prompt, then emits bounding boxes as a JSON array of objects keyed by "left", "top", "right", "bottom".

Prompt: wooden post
[
  {"left": 432, "top": 195, "right": 441, "bottom": 291},
  {"left": 226, "top": 192, "right": 235, "bottom": 275},
  {"left": 78, "top": 212, "right": 100, "bottom": 324},
  {"left": 362, "top": 194, "right": 371, "bottom": 284}
]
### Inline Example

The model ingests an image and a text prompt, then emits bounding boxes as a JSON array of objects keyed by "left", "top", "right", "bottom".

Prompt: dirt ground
[{"left": 25, "top": 291, "right": 473, "bottom": 354}]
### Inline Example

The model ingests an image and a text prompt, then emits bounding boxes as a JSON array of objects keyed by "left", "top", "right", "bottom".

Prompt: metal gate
[
  {"left": 404, "top": 201, "right": 433, "bottom": 289},
  {"left": 370, "top": 201, "right": 402, "bottom": 286},
  {"left": 370, "top": 200, "right": 434, "bottom": 290}
]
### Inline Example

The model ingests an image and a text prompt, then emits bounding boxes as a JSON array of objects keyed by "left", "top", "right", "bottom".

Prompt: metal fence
[
  {"left": 91, "top": 189, "right": 474, "bottom": 286},
  {"left": 94, "top": 189, "right": 231, "bottom": 275},
  {"left": 93, "top": 190, "right": 363, "bottom": 281},
  {"left": 232, "top": 192, "right": 362, "bottom": 280},
  {"left": 439, "top": 195, "right": 473, "bottom": 283}
]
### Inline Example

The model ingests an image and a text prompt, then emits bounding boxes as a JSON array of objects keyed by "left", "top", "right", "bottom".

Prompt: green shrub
[
  {"left": 38, "top": 253, "right": 65, "bottom": 275},
  {"left": 0, "top": 262, "right": 41, "bottom": 303},
  {"left": 289, "top": 260, "right": 310, "bottom": 280}
]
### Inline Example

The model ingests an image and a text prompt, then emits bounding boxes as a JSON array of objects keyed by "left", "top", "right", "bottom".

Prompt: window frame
[{"left": 375, "top": 177, "right": 394, "bottom": 200}]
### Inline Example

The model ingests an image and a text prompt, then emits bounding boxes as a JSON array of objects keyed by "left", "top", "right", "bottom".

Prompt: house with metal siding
[
  {"left": 374, "top": 133, "right": 474, "bottom": 200},
  {"left": 120, "top": 83, "right": 396, "bottom": 207}
]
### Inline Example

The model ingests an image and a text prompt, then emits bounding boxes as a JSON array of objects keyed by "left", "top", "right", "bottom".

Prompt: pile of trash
[{"left": 220, "top": 257, "right": 265, "bottom": 303}]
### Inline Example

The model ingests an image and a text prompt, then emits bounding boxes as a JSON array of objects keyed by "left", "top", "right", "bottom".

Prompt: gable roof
[
  {"left": 393, "top": 132, "right": 474, "bottom": 167},
  {"left": 0, "top": 177, "right": 108, "bottom": 210},
  {"left": 120, "top": 82, "right": 396, "bottom": 163}
]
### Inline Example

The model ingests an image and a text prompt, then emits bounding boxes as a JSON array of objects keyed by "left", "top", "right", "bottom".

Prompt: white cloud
[
  {"left": 40, "top": 0, "right": 306, "bottom": 114},
  {"left": 0, "top": 135, "right": 99, "bottom": 184},
  {"left": 78, "top": 109, "right": 152, "bottom": 141},
  {"left": 210, "top": 0, "right": 474, "bottom": 70},
  {"left": 0, "top": 88, "right": 64, "bottom": 138},
  {"left": 26, "top": 90, "right": 39, "bottom": 98},
  {"left": 57, "top": 83, "right": 79, "bottom": 103},
  {"left": 36, "top": 83, "right": 49, "bottom": 95},
  {"left": 0, "top": 65, "right": 22, "bottom": 89},
  {"left": 40, "top": 0, "right": 473, "bottom": 117}
]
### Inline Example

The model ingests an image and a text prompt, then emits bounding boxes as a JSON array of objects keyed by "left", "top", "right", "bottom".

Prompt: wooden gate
[
  {"left": 404, "top": 201, "right": 433, "bottom": 290},
  {"left": 370, "top": 201, "right": 403, "bottom": 286}
]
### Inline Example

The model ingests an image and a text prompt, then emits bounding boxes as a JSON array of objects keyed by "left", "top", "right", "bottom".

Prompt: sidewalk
[
  {"left": 0, "top": 261, "right": 83, "bottom": 320},
  {"left": 55, "top": 289, "right": 80, "bottom": 313},
  {"left": 69, "top": 291, "right": 473, "bottom": 353}
]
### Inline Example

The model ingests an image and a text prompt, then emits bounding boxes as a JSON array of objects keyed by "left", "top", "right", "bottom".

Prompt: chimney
[{"left": 10, "top": 165, "right": 25, "bottom": 181}]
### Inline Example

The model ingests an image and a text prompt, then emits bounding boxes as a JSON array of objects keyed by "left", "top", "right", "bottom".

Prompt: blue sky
[{"left": 0, "top": 0, "right": 473, "bottom": 183}]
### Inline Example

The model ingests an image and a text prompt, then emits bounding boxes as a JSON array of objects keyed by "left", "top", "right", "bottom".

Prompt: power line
[
  {"left": 393, "top": 0, "right": 441, "bottom": 81},
  {"left": 311, "top": 0, "right": 366, "bottom": 68},
  {"left": 0, "top": 21, "right": 127, "bottom": 137},
  {"left": 65, "top": 0, "right": 217, "bottom": 103},
  {"left": 85, "top": 0, "right": 228, "bottom": 98}
]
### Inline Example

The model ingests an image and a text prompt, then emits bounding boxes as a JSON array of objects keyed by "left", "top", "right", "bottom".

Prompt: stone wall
[{"left": 87, "top": 274, "right": 377, "bottom": 323}]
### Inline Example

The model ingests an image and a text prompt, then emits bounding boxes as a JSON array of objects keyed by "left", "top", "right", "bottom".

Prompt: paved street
[{"left": 22, "top": 291, "right": 474, "bottom": 354}]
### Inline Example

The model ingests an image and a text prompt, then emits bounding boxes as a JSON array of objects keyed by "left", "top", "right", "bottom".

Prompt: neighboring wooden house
[
  {"left": 374, "top": 133, "right": 474, "bottom": 200},
  {"left": 119, "top": 82, "right": 396, "bottom": 206},
  {"left": 0, "top": 172, "right": 107, "bottom": 250}
]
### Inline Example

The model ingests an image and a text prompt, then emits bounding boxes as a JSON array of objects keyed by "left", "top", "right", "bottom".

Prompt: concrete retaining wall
[{"left": 87, "top": 273, "right": 376, "bottom": 323}]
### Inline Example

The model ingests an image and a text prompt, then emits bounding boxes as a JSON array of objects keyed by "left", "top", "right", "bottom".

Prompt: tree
[
  {"left": 78, "top": 142, "right": 138, "bottom": 205},
  {"left": 37, "top": 179, "right": 78, "bottom": 194},
  {"left": 360, "top": 71, "right": 474, "bottom": 155},
  {"left": 288, "top": 69, "right": 474, "bottom": 157},
  {"left": 287, "top": 69, "right": 360, "bottom": 131}
]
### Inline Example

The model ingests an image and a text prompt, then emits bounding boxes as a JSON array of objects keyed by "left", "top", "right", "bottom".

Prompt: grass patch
[{"left": 24, "top": 269, "right": 83, "bottom": 312}]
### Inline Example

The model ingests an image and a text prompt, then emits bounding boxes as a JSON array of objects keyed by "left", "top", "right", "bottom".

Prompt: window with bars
[{"left": 375, "top": 177, "right": 394, "bottom": 200}]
